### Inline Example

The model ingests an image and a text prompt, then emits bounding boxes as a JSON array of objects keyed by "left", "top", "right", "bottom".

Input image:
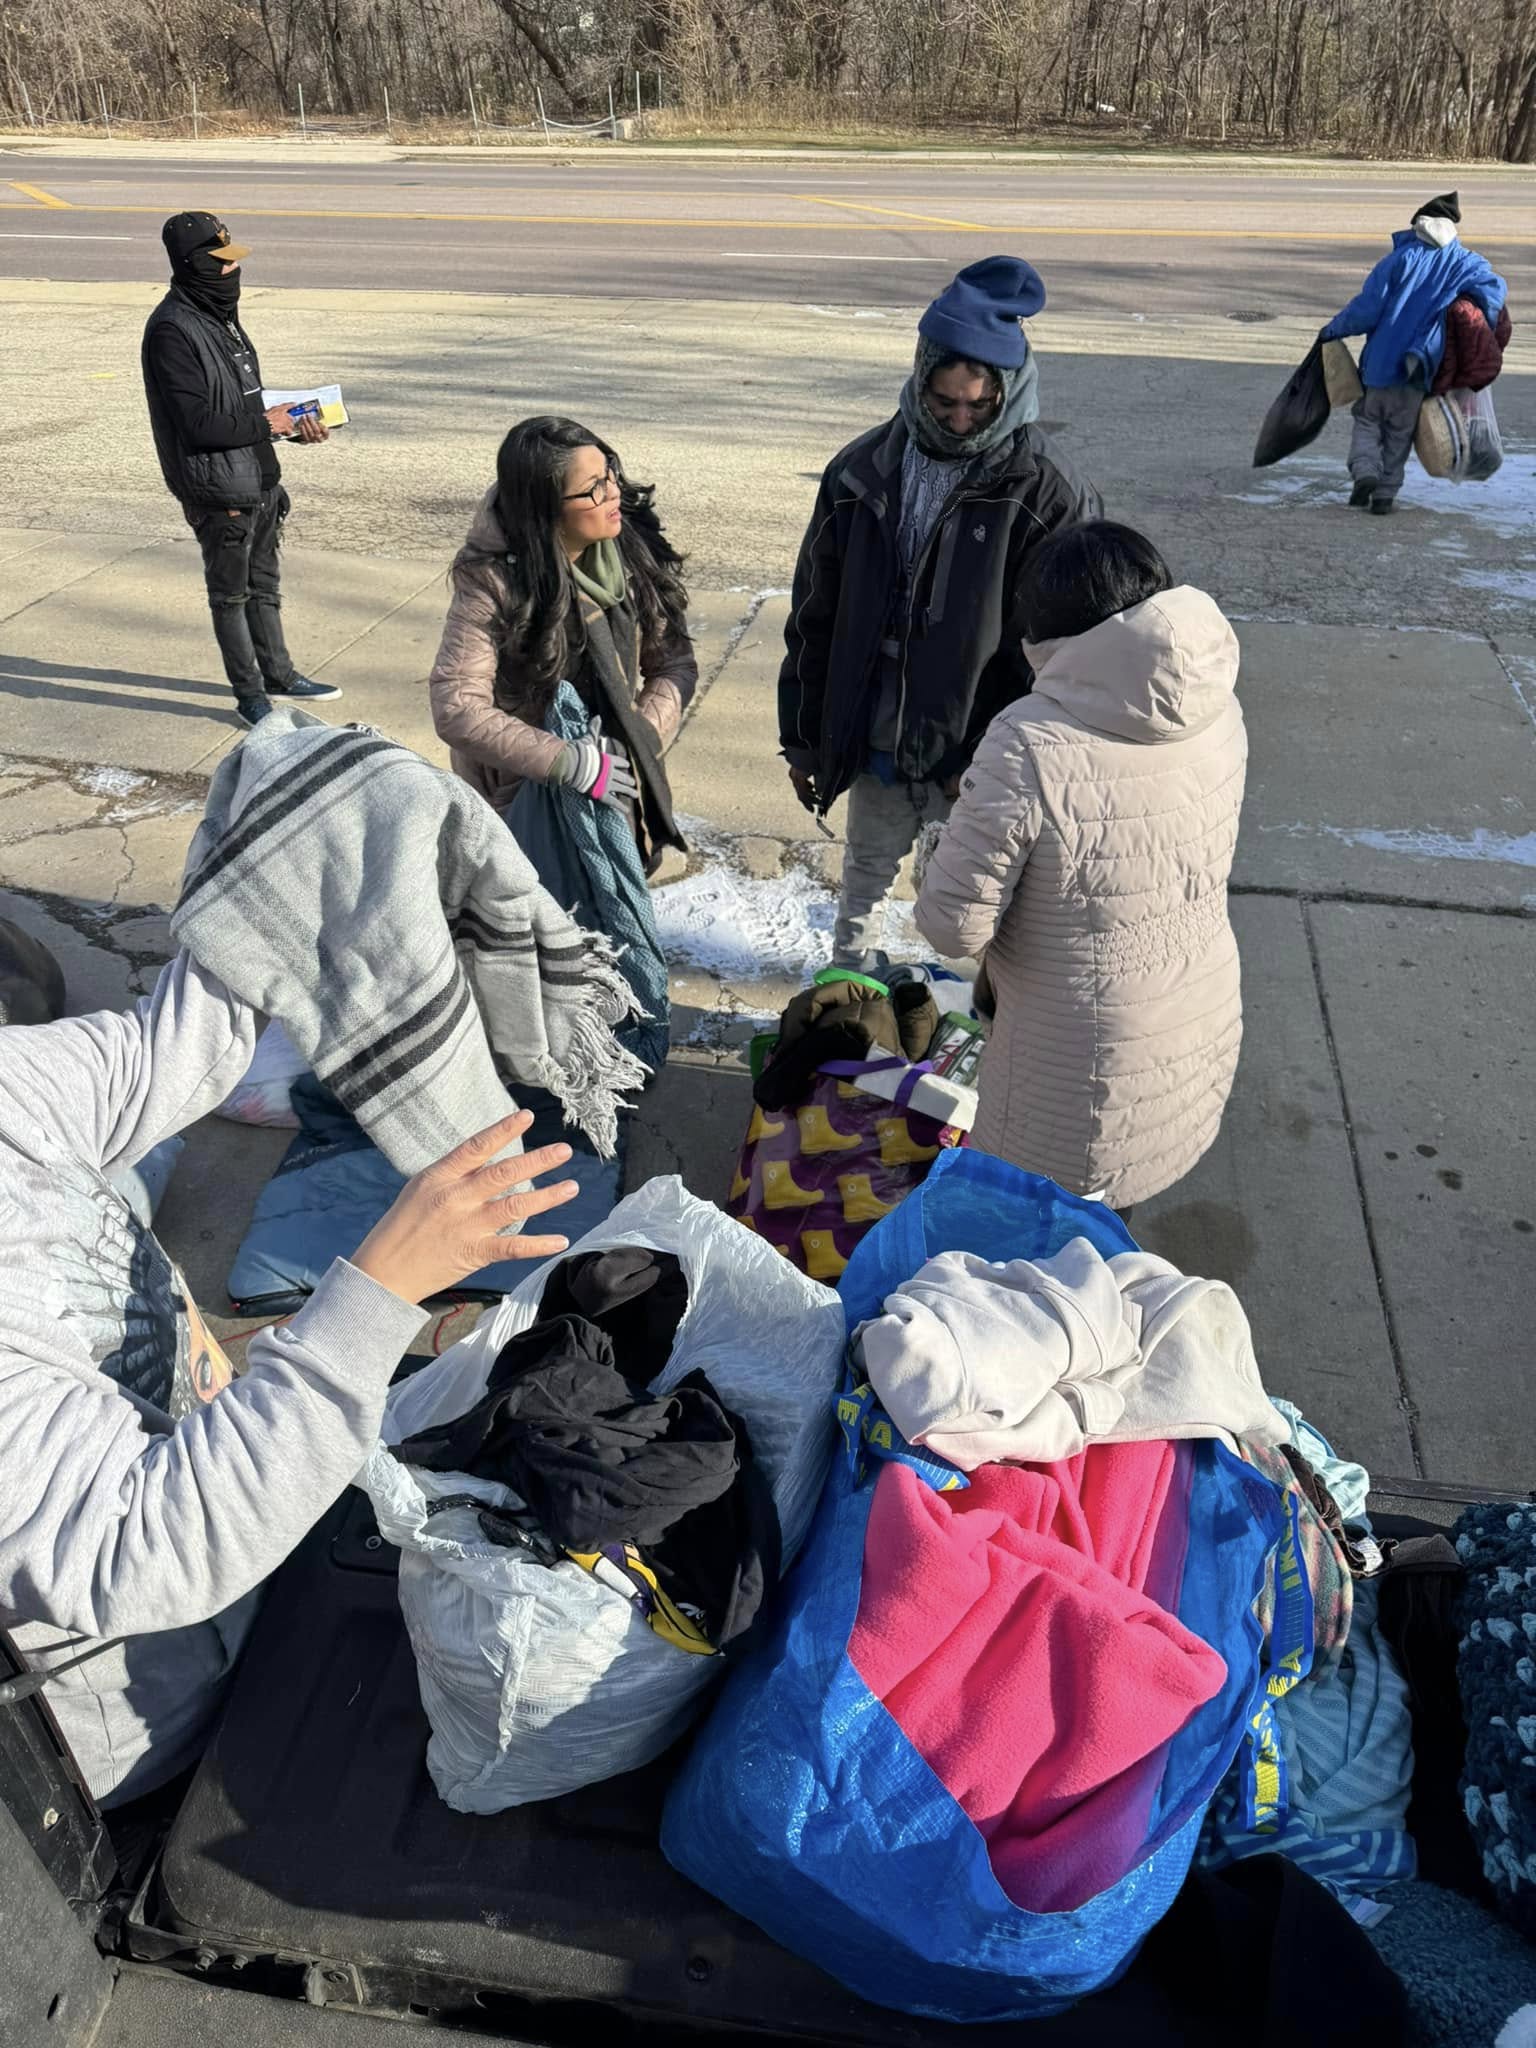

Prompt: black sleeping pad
[
  {"left": 154, "top": 1489, "right": 1024, "bottom": 2044},
  {"left": 153, "top": 1488, "right": 1428, "bottom": 2044}
]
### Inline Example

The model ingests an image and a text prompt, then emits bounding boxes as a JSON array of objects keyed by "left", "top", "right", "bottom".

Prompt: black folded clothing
[
  {"left": 537, "top": 1246, "right": 688, "bottom": 1369},
  {"left": 396, "top": 1310, "right": 780, "bottom": 1653}
]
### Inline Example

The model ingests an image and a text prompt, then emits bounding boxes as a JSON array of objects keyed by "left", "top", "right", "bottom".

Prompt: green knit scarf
[{"left": 569, "top": 538, "right": 627, "bottom": 611}]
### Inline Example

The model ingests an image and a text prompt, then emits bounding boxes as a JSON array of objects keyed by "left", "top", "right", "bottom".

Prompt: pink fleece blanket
[{"left": 847, "top": 1443, "right": 1224, "bottom": 1912}]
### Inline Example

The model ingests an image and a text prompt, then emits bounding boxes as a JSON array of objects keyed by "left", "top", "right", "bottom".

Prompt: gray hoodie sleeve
[
  {"left": 0, "top": 950, "right": 428, "bottom": 1638},
  {"left": 0, "top": 1260, "right": 426, "bottom": 1638},
  {"left": 0, "top": 949, "right": 261, "bottom": 1175}
]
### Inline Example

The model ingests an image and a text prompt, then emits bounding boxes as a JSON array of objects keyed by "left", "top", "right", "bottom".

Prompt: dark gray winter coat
[{"left": 778, "top": 416, "right": 1101, "bottom": 807}]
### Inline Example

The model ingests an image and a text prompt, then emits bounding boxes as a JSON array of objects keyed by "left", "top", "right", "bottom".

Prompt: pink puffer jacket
[
  {"left": 429, "top": 490, "right": 696, "bottom": 813},
  {"left": 915, "top": 585, "right": 1245, "bottom": 1207}
]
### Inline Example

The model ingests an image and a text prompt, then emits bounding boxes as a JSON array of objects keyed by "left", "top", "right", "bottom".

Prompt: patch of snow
[
  {"left": 801, "top": 304, "right": 899, "bottom": 321},
  {"left": 1458, "top": 566, "right": 1536, "bottom": 605},
  {"left": 652, "top": 861, "right": 917, "bottom": 980},
  {"left": 1234, "top": 445, "right": 1536, "bottom": 538},
  {"left": 1265, "top": 821, "right": 1536, "bottom": 867},
  {"left": 75, "top": 766, "right": 151, "bottom": 799},
  {"left": 1497, "top": 651, "right": 1536, "bottom": 735},
  {"left": 1333, "top": 825, "right": 1536, "bottom": 867},
  {"left": 677, "top": 1006, "right": 774, "bottom": 1049}
]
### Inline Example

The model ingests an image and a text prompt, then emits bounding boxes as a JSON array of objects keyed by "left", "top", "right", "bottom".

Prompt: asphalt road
[
  {"left": 2, "top": 153, "right": 1533, "bottom": 315},
  {"left": 2, "top": 151, "right": 1531, "bottom": 610}
]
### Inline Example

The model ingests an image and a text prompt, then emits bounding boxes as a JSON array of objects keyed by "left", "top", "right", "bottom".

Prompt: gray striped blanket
[{"left": 172, "top": 711, "right": 646, "bottom": 1171}]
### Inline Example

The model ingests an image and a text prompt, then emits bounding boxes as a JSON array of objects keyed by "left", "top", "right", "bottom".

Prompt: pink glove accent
[{"left": 589, "top": 753, "right": 612, "bottom": 802}]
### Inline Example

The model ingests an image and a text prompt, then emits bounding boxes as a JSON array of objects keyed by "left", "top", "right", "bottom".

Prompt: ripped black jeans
[{"left": 188, "top": 487, "right": 297, "bottom": 699}]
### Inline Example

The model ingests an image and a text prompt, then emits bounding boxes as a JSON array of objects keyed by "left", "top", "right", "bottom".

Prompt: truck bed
[{"left": 142, "top": 1491, "right": 1027, "bottom": 2044}]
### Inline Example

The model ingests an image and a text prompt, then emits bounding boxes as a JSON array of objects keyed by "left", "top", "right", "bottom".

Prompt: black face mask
[{"left": 175, "top": 248, "right": 242, "bottom": 321}]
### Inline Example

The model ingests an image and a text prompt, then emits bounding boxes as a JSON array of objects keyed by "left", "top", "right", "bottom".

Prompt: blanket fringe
[{"left": 531, "top": 941, "right": 652, "bottom": 1158}]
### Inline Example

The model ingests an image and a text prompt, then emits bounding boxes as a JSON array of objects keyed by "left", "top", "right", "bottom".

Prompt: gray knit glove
[{"left": 548, "top": 716, "right": 640, "bottom": 806}]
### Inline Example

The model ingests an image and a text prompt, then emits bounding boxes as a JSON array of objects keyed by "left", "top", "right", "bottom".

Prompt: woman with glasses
[
  {"left": 430, "top": 415, "right": 694, "bottom": 869},
  {"left": 430, "top": 416, "right": 694, "bottom": 1074}
]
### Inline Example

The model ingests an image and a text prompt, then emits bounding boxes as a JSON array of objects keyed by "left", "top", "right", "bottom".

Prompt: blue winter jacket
[{"left": 1322, "top": 230, "right": 1507, "bottom": 389}]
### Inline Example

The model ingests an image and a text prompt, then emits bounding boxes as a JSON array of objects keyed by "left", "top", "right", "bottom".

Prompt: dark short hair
[
  {"left": 1017, "top": 521, "right": 1173, "bottom": 643},
  {"left": 925, "top": 350, "right": 1002, "bottom": 394}
]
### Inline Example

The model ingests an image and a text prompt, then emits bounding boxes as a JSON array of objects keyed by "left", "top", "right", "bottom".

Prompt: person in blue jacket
[{"left": 1321, "top": 191, "right": 1506, "bottom": 514}]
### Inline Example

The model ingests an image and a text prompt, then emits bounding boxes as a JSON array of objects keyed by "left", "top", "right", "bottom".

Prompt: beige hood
[{"left": 1024, "top": 585, "right": 1239, "bottom": 744}]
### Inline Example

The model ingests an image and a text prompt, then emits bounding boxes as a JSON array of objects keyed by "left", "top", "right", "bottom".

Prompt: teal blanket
[{"left": 507, "top": 682, "right": 670, "bottom": 1076}]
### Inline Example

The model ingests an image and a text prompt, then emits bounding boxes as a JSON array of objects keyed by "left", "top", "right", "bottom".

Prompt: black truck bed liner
[
  {"left": 152, "top": 1492, "right": 1030, "bottom": 2044},
  {"left": 151, "top": 1481, "right": 1494, "bottom": 2044}
]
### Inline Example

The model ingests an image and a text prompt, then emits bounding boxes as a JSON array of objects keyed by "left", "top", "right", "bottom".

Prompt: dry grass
[{"left": 0, "top": 98, "right": 1407, "bottom": 158}]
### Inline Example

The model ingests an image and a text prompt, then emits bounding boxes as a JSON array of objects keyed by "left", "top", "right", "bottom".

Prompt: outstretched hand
[{"left": 351, "top": 1109, "right": 578, "bottom": 1305}]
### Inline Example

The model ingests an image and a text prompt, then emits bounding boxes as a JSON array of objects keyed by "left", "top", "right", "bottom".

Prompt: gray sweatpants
[
  {"left": 1348, "top": 385, "right": 1422, "bottom": 498},
  {"left": 833, "top": 772, "right": 953, "bottom": 968}
]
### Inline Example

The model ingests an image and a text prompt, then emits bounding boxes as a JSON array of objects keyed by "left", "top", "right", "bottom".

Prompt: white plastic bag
[
  {"left": 363, "top": 1176, "right": 846, "bottom": 1813},
  {"left": 215, "top": 1020, "right": 307, "bottom": 1127},
  {"left": 1455, "top": 385, "right": 1504, "bottom": 481}
]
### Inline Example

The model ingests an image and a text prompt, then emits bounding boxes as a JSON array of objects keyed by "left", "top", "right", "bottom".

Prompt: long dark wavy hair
[{"left": 465, "top": 415, "right": 688, "bottom": 714}]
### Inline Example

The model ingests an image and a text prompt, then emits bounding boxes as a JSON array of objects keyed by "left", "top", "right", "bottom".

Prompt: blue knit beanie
[{"left": 919, "top": 256, "right": 1047, "bottom": 369}]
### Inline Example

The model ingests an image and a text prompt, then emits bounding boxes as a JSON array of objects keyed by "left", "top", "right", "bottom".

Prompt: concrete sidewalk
[
  {"left": 2, "top": 528, "right": 1532, "bottom": 1489},
  {"left": 9, "top": 134, "right": 1533, "bottom": 175}
]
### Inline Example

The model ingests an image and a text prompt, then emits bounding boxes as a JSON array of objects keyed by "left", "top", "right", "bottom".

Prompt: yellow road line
[
  {"left": 0, "top": 198, "right": 1529, "bottom": 245},
  {"left": 7, "top": 181, "right": 72, "bottom": 209},
  {"left": 798, "top": 193, "right": 994, "bottom": 232}
]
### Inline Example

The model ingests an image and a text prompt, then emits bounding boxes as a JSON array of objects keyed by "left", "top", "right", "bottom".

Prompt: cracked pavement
[{"left": 2, "top": 394, "right": 1535, "bottom": 1488}]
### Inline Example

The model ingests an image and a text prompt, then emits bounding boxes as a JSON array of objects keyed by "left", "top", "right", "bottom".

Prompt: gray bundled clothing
[
  {"left": 854, "top": 1238, "right": 1288, "bottom": 1471},
  {"left": 171, "top": 710, "right": 647, "bottom": 1171},
  {"left": 0, "top": 955, "right": 428, "bottom": 1805}
]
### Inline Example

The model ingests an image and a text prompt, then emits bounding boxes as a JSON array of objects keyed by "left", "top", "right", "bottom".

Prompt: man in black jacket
[
  {"left": 779, "top": 256, "right": 1101, "bottom": 969},
  {"left": 142, "top": 212, "right": 341, "bottom": 728}
]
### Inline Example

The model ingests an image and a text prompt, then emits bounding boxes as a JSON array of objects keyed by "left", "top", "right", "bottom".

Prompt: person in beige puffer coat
[{"left": 915, "top": 521, "right": 1245, "bottom": 1209}]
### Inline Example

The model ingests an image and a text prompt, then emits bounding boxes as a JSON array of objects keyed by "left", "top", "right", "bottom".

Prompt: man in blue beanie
[
  {"left": 779, "top": 255, "right": 1101, "bottom": 969},
  {"left": 1320, "top": 191, "right": 1506, "bottom": 513}
]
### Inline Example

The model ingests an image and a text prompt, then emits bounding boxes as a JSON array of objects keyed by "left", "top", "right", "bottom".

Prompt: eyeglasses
[{"left": 562, "top": 466, "right": 620, "bottom": 508}]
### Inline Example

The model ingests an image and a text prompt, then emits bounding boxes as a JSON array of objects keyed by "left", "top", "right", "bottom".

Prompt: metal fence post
[
  {"left": 297, "top": 82, "right": 307, "bottom": 139},
  {"left": 635, "top": 71, "right": 642, "bottom": 124},
  {"left": 21, "top": 82, "right": 35, "bottom": 127},
  {"left": 536, "top": 86, "right": 550, "bottom": 144},
  {"left": 608, "top": 82, "right": 617, "bottom": 139},
  {"left": 98, "top": 82, "right": 112, "bottom": 138},
  {"left": 190, "top": 79, "right": 199, "bottom": 140},
  {"left": 383, "top": 84, "right": 391, "bottom": 136},
  {"left": 468, "top": 81, "right": 480, "bottom": 143}
]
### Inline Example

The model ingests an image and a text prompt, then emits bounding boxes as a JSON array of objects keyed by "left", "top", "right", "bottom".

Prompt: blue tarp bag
[{"left": 662, "top": 1148, "right": 1292, "bottom": 2023}]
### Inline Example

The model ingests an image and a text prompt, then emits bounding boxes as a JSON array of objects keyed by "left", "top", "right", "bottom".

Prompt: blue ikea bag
[{"left": 662, "top": 1148, "right": 1290, "bottom": 2023}]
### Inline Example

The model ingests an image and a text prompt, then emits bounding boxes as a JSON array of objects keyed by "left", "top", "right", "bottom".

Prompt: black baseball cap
[{"left": 161, "top": 210, "right": 251, "bottom": 267}]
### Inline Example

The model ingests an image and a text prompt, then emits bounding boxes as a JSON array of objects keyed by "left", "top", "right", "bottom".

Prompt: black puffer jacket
[
  {"left": 778, "top": 416, "right": 1101, "bottom": 808},
  {"left": 141, "top": 286, "right": 274, "bottom": 510}
]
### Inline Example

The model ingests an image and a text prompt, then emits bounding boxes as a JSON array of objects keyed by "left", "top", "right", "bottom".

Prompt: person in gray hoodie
[{"left": 0, "top": 956, "right": 580, "bottom": 1808}]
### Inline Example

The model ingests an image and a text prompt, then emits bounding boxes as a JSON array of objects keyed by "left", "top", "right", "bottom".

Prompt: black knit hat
[{"left": 1414, "top": 191, "right": 1461, "bottom": 224}]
